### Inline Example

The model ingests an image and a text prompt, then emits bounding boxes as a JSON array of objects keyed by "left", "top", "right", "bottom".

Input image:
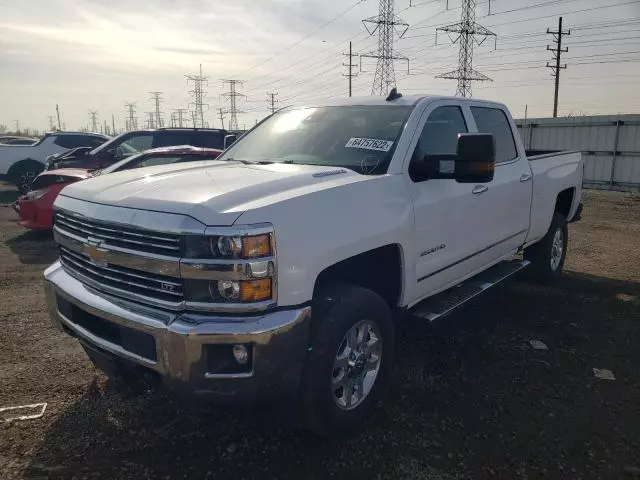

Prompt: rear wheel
[
  {"left": 524, "top": 212, "right": 568, "bottom": 283},
  {"left": 12, "top": 160, "right": 44, "bottom": 193},
  {"left": 301, "top": 285, "right": 394, "bottom": 436}
]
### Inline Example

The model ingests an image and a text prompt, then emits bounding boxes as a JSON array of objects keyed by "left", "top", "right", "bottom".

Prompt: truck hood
[{"left": 58, "top": 160, "right": 367, "bottom": 226}]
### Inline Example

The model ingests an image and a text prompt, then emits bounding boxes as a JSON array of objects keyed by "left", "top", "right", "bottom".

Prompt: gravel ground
[{"left": 1, "top": 188, "right": 639, "bottom": 479}]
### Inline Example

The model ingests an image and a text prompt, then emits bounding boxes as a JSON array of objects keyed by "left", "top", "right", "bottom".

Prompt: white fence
[{"left": 516, "top": 114, "right": 640, "bottom": 192}]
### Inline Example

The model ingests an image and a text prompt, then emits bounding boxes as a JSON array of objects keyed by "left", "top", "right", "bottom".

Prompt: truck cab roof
[{"left": 298, "top": 94, "right": 508, "bottom": 110}]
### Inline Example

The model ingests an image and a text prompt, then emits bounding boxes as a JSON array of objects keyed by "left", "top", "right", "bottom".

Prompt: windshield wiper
[{"left": 224, "top": 157, "right": 254, "bottom": 165}]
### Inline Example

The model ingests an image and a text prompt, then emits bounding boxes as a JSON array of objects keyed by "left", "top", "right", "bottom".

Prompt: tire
[
  {"left": 11, "top": 160, "right": 44, "bottom": 194},
  {"left": 524, "top": 212, "right": 568, "bottom": 283},
  {"left": 301, "top": 284, "right": 394, "bottom": 436}
]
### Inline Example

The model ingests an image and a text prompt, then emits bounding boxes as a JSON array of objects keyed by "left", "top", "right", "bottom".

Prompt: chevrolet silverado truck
[{"left": 44, "top": 92, "right": 583, "bottom": 435}]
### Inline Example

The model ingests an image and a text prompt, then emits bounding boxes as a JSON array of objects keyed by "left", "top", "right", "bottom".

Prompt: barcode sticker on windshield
[{"left": 345, "top": 138, "right": 394, "bottom": 152}]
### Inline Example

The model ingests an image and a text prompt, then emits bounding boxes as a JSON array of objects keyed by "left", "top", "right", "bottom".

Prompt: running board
[{"left": 410, "top": 260, "right": 530, "bottom": 322}]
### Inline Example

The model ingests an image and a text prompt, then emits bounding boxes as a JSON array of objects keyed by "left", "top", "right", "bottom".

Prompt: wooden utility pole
[{"left": 546, "top": 17, "right": 570, "bottom": 118}]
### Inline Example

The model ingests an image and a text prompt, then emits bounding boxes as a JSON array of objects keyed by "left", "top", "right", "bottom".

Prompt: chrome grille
[
  {"left": 59, "top": 246, "right": 183, "bottom": 306},
  {"left": 55, "top": 211, "right": 181, "bottom": 256}
]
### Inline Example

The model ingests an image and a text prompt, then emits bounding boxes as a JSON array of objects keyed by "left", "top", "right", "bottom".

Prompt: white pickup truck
[{"left": 44, "top": 93, "right": 583, "bottom": 435}]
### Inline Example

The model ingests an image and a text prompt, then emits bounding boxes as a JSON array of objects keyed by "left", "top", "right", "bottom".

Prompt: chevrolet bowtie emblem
[{"left": 83, "top": 241, "right": 107, "bottom": 267}]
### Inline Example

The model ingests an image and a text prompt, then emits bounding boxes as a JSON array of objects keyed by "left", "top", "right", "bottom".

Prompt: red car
[{"left": 14, "top": 146, "right": 223, "bottom": 230}]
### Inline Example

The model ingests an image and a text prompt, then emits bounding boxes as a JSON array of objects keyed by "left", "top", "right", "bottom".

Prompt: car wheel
[
  {"left": 524, "top": 212, "right": 568, "bottom": 283},
  {"left": 301, "top": 284, "right": 394, "bottom": 436},
  {"left": 14, "top": 161, "right": 44, "bottom": 193}
]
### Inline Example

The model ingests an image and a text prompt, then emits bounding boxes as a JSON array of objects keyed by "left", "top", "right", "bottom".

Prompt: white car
[
  {"left": 0, "top": 131, "right": 108, "bottom": 192},
  {"left": 44, "top": 92, "right": 583, "bottom": 435}
]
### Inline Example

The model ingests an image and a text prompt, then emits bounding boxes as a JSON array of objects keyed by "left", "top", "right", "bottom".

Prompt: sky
[{"left": 1, "top": 0, "right": 639, "bottom": 133}]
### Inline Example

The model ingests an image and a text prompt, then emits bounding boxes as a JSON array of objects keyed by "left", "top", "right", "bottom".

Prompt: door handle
[
  {"left": 520, "top": 173, "right": 532, "bottom": 182},
  {"left": 472, "top": 185, "right": 488, "bottom": 194}
]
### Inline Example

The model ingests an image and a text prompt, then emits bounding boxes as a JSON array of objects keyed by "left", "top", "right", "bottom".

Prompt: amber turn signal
[
  {"left": 239, "top": 279, "right": 272, "bottom": 302},
  {"left": 242, "top": 234, "right": 272, "bottom": 258}
]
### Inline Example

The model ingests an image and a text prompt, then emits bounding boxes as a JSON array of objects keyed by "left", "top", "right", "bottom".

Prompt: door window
[
  {"left": 189, "top": 132, "right": 225, "bottom": 149},
  {"left": 116, "top": 134, "right": 154, "bottom": 156},
  {"left": 153, "top": 133, "right": 192, "bottom": 148},
  {"left": 410, "top": 106, "right": 468, "bottom": 181},
  {"left": 470, "top": 107, "right": 518, "bottom": 163},
  {"left": 54, "top": 135, "right": 102, "bottom": 149}
]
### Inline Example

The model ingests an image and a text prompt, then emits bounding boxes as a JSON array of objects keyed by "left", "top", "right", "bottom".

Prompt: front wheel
[
  {"left": 524, "top": 212, "right": 568, "bottom": 283},
  {"left": 301, "top": 285, "right": 394, "bottom": 436}
]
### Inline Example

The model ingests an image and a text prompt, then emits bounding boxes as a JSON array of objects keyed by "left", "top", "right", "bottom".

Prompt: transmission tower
[
  {"left": 47, "top": 116, "right": 55, "bottom": 130},
  {"left": 125, "top": 102, "right": 137, "bottom": 131},
  {"left": 266, "top": 92, "right": 278, "bottom": 114},
  {"left": 546, "top": 17, "right": 570, "bottom": 118},
  {"left": 218, "top": 108, "right": 226, "bottom": 130},
  {"left": 186, "top": 64, "right": 209, "bottom": 128},
  {"left": 360, "top": 0, "right": 409, "bottom": 96},
  {"left": 173, "top": 108, "right": 188, "bottom": 128},
  {"left": 88, "top": 111, "right": 99, "bottom": 132},
  {"left": 145, "top": 112, "right": 155, "bottom": 129},
  {"left": 435, "top": 0, "right": 496, "bottom": 97},
  {"left": 343, "top": 41, "right": 359, "bottom": 97},
  {"left": 221, "top": 80, "right": 246, "bottom": 131},
  {"left": 149, "top": 92, "right": 164, "bottom": 128}
]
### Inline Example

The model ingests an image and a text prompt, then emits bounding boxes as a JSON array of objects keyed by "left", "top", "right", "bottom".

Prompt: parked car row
[{"left": 14, "top": 146, "right": 223, "bottom": 230}]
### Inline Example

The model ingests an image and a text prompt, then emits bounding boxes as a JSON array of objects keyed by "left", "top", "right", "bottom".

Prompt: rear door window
[
  {"left": 152, "top": 132, "right": 192, "bottom": 148},
  {"left": 189, "top": 132, "right": 225, "bottom": 149},
  {"left": 470, "top": 107, "right": 518, "bottom": 163},
  {"left": 54, "top": 135, "right": 99, "bottom": 149}
]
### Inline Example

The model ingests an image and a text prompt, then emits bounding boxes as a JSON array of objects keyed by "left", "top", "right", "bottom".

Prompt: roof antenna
[{"left": 386, "top": 87, "right": 402, "bottom": 101}]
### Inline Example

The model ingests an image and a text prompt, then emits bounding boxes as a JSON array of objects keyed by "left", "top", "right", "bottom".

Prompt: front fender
[{"left": 234, "top": 175, "right": 415, "bottom": 307}]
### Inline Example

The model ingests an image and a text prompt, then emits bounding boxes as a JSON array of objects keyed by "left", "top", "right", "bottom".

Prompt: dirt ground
[{"left": 0, "top": 188, "right": 639, "bottom": 480}]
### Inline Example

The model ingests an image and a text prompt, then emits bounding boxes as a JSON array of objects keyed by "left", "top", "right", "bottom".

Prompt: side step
[{"left": 410, "top": 259, "right": 530, "bottom": 322}]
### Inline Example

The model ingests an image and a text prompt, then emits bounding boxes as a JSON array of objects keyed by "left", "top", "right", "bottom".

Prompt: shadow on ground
[
  {"left": 0, "top": 189, "right": 19, "bottom": 205},
  {"left": 5, "top": 229, "right": 57, "bottom": 265},
  {"left": 23, "top": 271, "right": 640, "bottom": 480}
]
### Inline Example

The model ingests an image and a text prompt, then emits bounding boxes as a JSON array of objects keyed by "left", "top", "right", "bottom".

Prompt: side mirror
[
  {"left": 454, "top": 133, "right": 495, "bottom": 184},
  {"left": 224, "top": 134, "right": 237, "bottom": 149}
]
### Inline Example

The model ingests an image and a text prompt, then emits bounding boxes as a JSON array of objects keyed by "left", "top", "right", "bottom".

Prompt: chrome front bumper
[{"left": 44, "top": 261, "right": 311, "bottom": 400}]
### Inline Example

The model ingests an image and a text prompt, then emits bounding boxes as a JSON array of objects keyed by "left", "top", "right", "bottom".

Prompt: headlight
[
  {"left": 184, "top": 233, "right": 272, "bottom": 259},
  {"left": 22, "top": 188, "right": 48, "bottom": 201}
]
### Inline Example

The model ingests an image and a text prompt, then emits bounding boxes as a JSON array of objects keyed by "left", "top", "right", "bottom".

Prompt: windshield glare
[{"left": 218, "top": 105, "right": 412, "bottom": 175}]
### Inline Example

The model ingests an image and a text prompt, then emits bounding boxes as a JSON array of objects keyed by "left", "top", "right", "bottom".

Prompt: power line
[
  {"left": 235, "top": 0, "right": 369, "bottom": 78},
  {"left": 221, "top": 80, "right": 246, "bottom": 131},
  {"left": 361, "top": 0, "right": 410, "bottom": 96},
  {"left": 546, "top": 16, "right": 570, "bottom": 118},
  {"left": 149, "top": 91, "right": 164, "bottom": 128},
  {"left": 436, "top": 0, "right": 496, "bottom": 97},
  {"left": 186, "top": 64, "right": 209, "bottom": 128}
]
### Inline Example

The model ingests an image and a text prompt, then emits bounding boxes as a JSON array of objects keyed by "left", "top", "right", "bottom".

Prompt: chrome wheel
[
  {"left": 550, "top": 227, "right": 564, "bottom": 271},
  {"left": 19, "top": 170, "right": 37, "bottom": 192},
  {"left": 332, "top": 320, "right": 382, "bottom": 411}
]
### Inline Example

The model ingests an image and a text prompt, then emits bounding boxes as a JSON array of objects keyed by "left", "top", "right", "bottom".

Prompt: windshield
[
  {"left": 89, "top": 133, "right": 146, "bottom": 156},
  {"left": 217, "top": 105, "right": 412, "bottom": 175}
]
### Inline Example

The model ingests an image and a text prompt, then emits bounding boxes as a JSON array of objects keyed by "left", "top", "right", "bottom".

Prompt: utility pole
[
  {"left": 361, "top": 0, "right": 410, "bottom": 96},
  {"left": 112, "top": 114, "right": 116, "bottom": 136},
  {"left": 436, "top": 0, "right": 497, "bottom": 97},
  {"left": 145, "top": 112, "right": 155, "bottom": 129},
  {"left": 125, "top": 102, "right": 137, "bottom": 131},
  {"left": 186, "top": 64, "right": 209, "bottom": 128},
  {"left": 170, "top": 112, "right": 176, "bottom": 128},
  {"left": 546, "top": 17, "right": 570, "bottom": 118},
  {"left": 221, "top": 80, "right": 246, "bottom": 131},
  {"left": 55, "top": 104, "right": 62, "bottom": 130},
  {"left": 14, "top": 120, "right": 20, "bottom": 134},
  {"left": 173, "top": 108, "right": 188, "bottom": 128},
  {"left": 218, "top": 108, "right": 225, "bottom": 130},
  {"left": 47, "top": 116, "right": 55, "bottom": 131},
  {"left": 89, "top": 111, "right": 99, "bottom": 132},
  {"left": 266, "top": 92, "right": 278, "bottom": 114},
  {"left": 343, "top": 41, "right": 359, "bottom": 97},
  {"left": 149, "top": 92, "right": 164, "bottom": 128},
  {"left": 103, "top": 120, "right": 108, "bottom": 135}
]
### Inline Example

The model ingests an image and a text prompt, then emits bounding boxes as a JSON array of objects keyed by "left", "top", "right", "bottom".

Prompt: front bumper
[{"left": 44, "top": 261, "right": 312, "bottom": 401}]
